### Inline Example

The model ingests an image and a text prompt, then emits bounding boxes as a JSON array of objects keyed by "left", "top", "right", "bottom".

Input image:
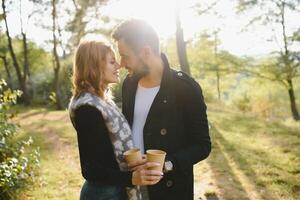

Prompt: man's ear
[{"left": 140, "top": 46, "right": 152, "bottom": 61}]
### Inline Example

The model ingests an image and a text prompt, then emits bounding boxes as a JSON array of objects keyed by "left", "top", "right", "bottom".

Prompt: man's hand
[{"left": 132, "top": 162, "right": 163, "bottom": 186}]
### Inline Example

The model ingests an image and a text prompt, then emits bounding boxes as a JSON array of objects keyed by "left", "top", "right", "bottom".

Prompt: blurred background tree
[
  {"left": 0, "top": 0, "right": 298, "bottom": 119},
  {"left": 237, "top": 0, "right": 300, "bottom": 120}
]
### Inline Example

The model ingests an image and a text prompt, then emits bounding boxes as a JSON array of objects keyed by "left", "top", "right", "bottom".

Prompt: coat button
[
  {"left": 166, "top": 180, "right": 173, "bottom": 187},
  {"left": 163, "top": 99, "right": 167, "bottom": 103},
  {"left": 160, "top": 128, "right": 167, "bottom": 135}
]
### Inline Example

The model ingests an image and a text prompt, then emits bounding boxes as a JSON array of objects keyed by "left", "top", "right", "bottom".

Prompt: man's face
[{"left": 117, "top": 39, "right": 149, "bottom": 77}]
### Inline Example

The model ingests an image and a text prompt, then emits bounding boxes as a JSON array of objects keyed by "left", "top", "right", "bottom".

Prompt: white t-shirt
[{"left": 131, "top": 84, "right": 160, "bottom": 153}]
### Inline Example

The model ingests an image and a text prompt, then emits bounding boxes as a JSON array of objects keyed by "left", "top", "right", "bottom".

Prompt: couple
[{"left": 69, "top": 19, "right": 211, "bottom": 200}]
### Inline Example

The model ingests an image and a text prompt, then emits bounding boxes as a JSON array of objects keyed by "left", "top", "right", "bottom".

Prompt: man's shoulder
[
  {"left": 170, "top": 69, "right": 200, "bottom": 89},
  {"left": 123, "top": 74, "right": 139, "bottom": 84},
  {"left": 122, "top": 74, "right": 136, "bottom": 89},
  {"left": 123, "top": 74, "right": 132, "bottom": 83},
  {"left": 169, "top": 69, "right": 205, "bottom": 102}
]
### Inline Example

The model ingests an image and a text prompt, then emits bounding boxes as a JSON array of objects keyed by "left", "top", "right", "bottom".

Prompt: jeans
[{"left": 80, "top": 181, "right": 124, "bottom": 200}]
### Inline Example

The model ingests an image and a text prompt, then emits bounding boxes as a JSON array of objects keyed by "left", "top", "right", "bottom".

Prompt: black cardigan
[{"left": 72, "top": 105, "right": 133, "bottom": 187}]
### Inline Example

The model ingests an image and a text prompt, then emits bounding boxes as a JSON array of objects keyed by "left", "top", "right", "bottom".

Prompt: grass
[
  {"left": 14, "top": 108, "right": 83, "bottom": 200},
  {"left": 12, "top": 103, "right": 300, "bottom": 200},
  {"left": 204, "top": 189, "right": 217, "bottom": 197},
  {"left": 194, "top": 103, "right": 300, "bottom": 200}
]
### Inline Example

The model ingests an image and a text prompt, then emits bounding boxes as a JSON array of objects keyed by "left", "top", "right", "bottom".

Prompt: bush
[
  {"left": 0, "top": 79, "right": 40, "bottom": 200},
  {"left": 110, "top": 70, "right": 128, "bottom": 105},
  {"left": 251, "top": 98, "right": 274, "bottom": 118},
  {"left": 233, "top": 93, "right": 251, "bottom": 112}
]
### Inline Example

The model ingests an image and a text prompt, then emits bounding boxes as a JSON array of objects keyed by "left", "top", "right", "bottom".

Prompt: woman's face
[{"left": 103, "top": 52, "right": 120, "bottom": 84}]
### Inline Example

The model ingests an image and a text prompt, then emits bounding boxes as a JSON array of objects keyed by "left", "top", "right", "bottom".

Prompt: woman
[{"left": 68, "top": 40, "right": 163, "bottom": 200}]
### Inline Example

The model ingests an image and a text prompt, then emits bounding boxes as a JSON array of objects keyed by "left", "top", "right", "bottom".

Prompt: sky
[{"left": 1, "top": 0, "right": 299, "bottom": 57}]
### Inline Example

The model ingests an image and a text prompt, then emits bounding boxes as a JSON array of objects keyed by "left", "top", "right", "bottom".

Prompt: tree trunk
[
  {"left": 216, "top": 70, "right": 221, "bottom": 101},
  {"left": 287, "top": 79, "right": 300, "bottom": 121},
  {"left": 0, "top": 55, "right": 12, "bottom": 87},
  {"left": 20, "top": 0, "right": 30, "bottom": 80},
  {"left": 68, "top": 1, "right": 89, "bottom": 48},
  {"left": 58, "top": 26, "right": 66, "bottom": 58},
  {"left": 52, "top": 0, "right": 63, "bottom": 110},
  {"left": 175, "top": 8, "right": 190, "bottom": 75},
  {"left": 22, "top": 32, "right": 30, "bottom": 79},
  {"left": 280, "top": 2, "right": 299, "bottom": 121},
  {"left": 2, "top": 0, "right": 30, "bottom": 104},
  {"left": 214, "top": 31, "right": 221, "bottom": 101}
]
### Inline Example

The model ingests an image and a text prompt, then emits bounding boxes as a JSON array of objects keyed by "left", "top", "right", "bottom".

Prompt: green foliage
[
  {"left": 48, "top": 92, "right": 57, "bottom": 106},
  {"left": 233, "top": 93, "right": 251, "bottom": 112},
  {"left": 188, "top": 32, "right": 242, "bottom": 79},
  {"left": 184, "top": 32, "right": 245, "bottom": 102},
  {"left": 236, "top": 0, "right": 300, "bottom": 120},
  {"left": 110, "top": 69, "right": 127, "bottom": 104},
  {"left": 161, "top": 37, "right": 180, "bottom": 69},
  {"left": 58, "top": 56, "right": 73, "bottom": 107},
  {"left": 0, "top": 79, "right": 40, "bottom": 199}
]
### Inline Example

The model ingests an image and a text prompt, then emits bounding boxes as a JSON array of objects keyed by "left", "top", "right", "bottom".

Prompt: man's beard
[{"left": 132, "top": 58, "right": 149, "bottom": 78}]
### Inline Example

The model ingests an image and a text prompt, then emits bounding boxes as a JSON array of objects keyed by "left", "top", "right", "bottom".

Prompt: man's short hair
[{"left": 112, "top": 19, "right": 160, "bottom": 55}]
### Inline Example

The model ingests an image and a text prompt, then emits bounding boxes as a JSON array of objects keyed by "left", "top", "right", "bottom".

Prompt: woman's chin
[
  {"left": 111, "top": 78, "right": 119, "bottom": 84},
  {"left": 104, "top": 80, "right": 118, "bottom": 85}
]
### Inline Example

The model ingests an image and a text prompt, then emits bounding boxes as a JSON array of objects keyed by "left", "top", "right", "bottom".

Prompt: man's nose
[
  {"left": 120, "top": 59, "right": 126, "bottom": 68},
  {"left": 115, "top": 62, "right": 121, "bottom": 69}
]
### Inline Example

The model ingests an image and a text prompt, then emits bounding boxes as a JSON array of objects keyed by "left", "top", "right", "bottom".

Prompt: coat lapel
[
  {"left": 126, "top": 75, "right": 139, "bottom": 127},
  {"left": 143, "top": 53, "right": 173, "bottom": 127},
  {"left": 126, "top": 53, "right": 173, "bottom": 128}
]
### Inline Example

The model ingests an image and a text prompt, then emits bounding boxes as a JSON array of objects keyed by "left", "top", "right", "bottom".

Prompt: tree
[
  {"left": 175, "top": 7, "right": 190, "bottom": 75},
  {"left": 67, "top": 0, "right": 90, "bottom": 48},
  {"left": 237, "top": 0, "right": 300, "bottom": 120},
  {"left": 174, "top": 0, "right": 218, "bottom": 76},
  {"left": 66, "top": 0, "right": 110, "bottom": 49},
  {"left": 188, "top": 32, "right": 241, "bottom": 100},
  {"left": 51, "top": 0, "right": 62, "bottom": 109},
  {"left": 213, "top": 30, "right": 221, "bottom": 101},
  {"left": 29, "top": 0, "right": 112, "bottom": 109},
  {"left": 1, "top": 0, "right": 31, "bottom": 104},
  {"left": 19, "top": 0, "right": 30, "bottom": 80},
  {"left": 0, "top": 33, "right": 12, "bottom": 86}
]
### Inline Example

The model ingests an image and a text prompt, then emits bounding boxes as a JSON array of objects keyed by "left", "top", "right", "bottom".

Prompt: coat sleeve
[
  {"left": 168, "top": 79, "right": 211, "bottom": 174},
  {"left": 73, "top": 105, "right": 133, "bottom": 187}
]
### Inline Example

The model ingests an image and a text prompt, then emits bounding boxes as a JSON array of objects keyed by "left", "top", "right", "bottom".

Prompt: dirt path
[
  {"left": 15, "top": 109, "right": 83, "bottom": 200},
  {"left": 13, "top": 110, "right": 239, "bottom": 200},
  {"left": 15, "top": 110, "right": 217, "bottom": 199},
  {"left": 14, "top": 109, "right": 289, "bottom": 200}
]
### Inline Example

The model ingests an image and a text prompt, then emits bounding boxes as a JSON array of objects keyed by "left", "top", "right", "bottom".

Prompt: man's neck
[{"left": 139, "top": 55, "right": 164, "bottom": 88}]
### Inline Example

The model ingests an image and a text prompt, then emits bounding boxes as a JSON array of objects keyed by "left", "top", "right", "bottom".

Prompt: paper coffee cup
[
  {"left": 146, "top": 149, "right": 166, "bottom": 172},
  {"left": 123, "top": 148, "right": 142, "bottom": 163}
]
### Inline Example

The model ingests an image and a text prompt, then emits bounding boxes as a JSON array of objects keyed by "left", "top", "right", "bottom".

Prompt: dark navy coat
[{"left": 122, "top": 53, "right": 211, "bottom": 200}]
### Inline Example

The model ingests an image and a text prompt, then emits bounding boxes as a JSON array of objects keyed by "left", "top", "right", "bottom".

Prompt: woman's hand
[
  {"left": 132, "top": 162, "right": 163, "bottom": 186},
  {"left": 127, "top": 154, "right": 147, "bottom": 171}
]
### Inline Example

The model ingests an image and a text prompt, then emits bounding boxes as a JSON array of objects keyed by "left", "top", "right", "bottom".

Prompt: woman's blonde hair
[{"left": 72, "top": 40, "right": 113, "bottom": 98}]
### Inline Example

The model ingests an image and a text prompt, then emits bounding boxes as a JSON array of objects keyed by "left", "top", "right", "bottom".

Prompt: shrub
[
  {"left": 0, "top": 79, "right": 40, "bottom": 199},
  {"left": 233, "top": 93, "right": 251, "bottom": 112},
  {"left": 251, "top": 98, "right": 274, "bottom": 118}
]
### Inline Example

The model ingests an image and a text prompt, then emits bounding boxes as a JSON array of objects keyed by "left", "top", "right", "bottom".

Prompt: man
[{"left": 112, "top": 19, "right": 211, "bottom": 200}]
